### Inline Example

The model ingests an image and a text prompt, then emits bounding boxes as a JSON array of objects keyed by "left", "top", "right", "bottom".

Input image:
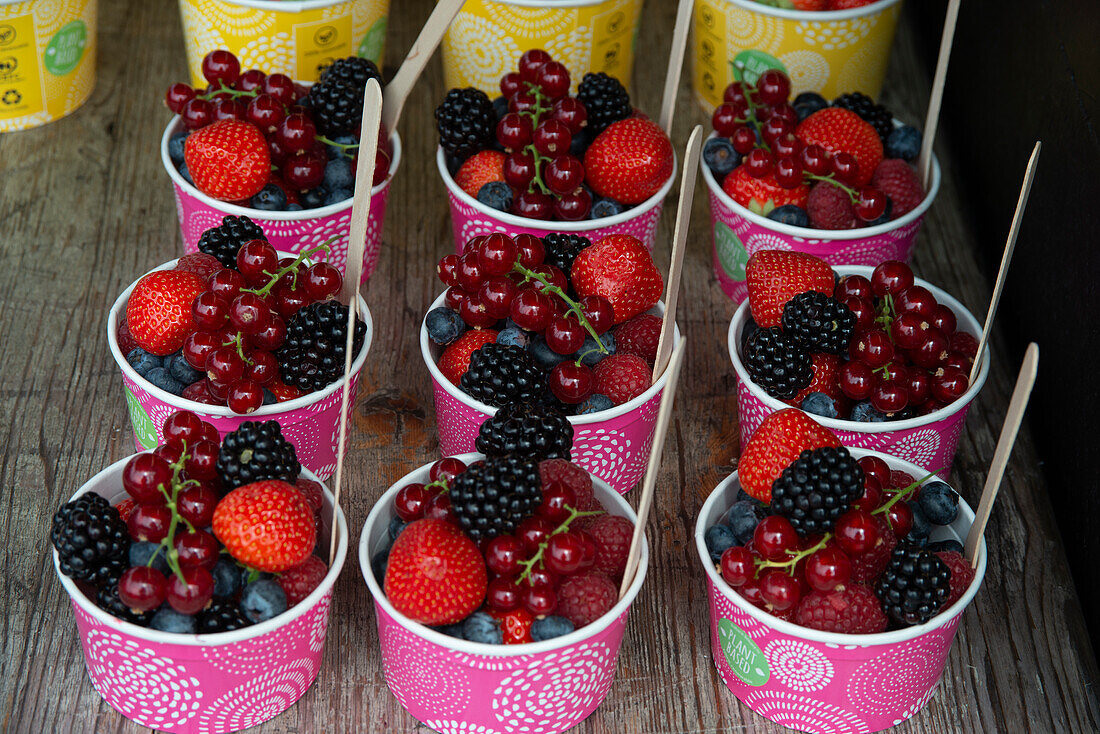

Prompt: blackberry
[
  {"left": 198, "top": 600, "right": 252, "bottom": 633},
  {"left": 833, "top": 92, "right": 894, "bottom": 144},
  {"left": 577, "top": 72, "right": 631, "bottom": 135},
  {"left": 276, "top": 301, "right": 367, "bottom": 392},
  {"left": 96, "top": 578, "right": 153, "bottom": 627},
  {"left": 51, "top": 492, "right": 130, "bottom": 585},
  {"left": 460, "top": 343, "right": 542, "bottom": 408},
  {"left": 781, "top": 291, "right": 856, "bottom": 354},
  {"left": 475, "top": 401, "right": 573, "bottom": 460},
  {"left": 197, "top": 215, "right": 265, "bottom": 269},
  {"left": 875, "top": 544, "right": 952, "bottom": 626},
  {"left": 448, "top": 456, "right": 542, "bottom": 541},
  {"left": 435, "top": 88, "right": 496, "bottom": 160},
  {"left": 541, "top": 233, "right": 590, "bottom": 278},
  {"left": 743, "top": 327, "right": 812, "bottom": 400},
  {"left": 770, "top": 447, "right": 864, "bottom": 535},
  {"left": 216, "top": 420, "right": 300, "bottom": 490},
  {"left": 302, "top": 57, "right": 384, "bottom": 137}
]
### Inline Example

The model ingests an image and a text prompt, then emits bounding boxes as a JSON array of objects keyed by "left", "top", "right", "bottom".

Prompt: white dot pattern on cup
[
  {"left": 890, "top": 683, "right": 938, "bottom": 726},
  {"left": 846, "top": 633, "right": 953, "bottom": 717},
  {"left": 712, "top": 586, "right": 768, "bottom": 636},
  {"left": 433, "top": 382, "right": 489, "bottom": 456},
  {"left": 381, "top": 625, "right": 472, "bottom": 717},
  {"left": 425, "top": 721, "right": 507, "bottom": 734},
  {"left": 795, "top": 17, "right": 876, "bottom": 51},
  {"left": 446, "top": 650, "right": 536, "bottom": 673},
  {"left": 742, "top": 690, "right": 872, "bottom": 734},
  {"left": 195, "top": 659, "right": 317, "bottom": 733},
  {"left": 778, "top": 49, "right": 830, "bottom": 92},
  {"left": 309, "top": 595, "right": 331, "bottom": 652},
  {"left": 442, "top": 13, "right": 523, "bottom": 93},
  {"left": 764, "top": 639, "right": 835, "bottom": 692},
  {"left": 200, "top": 628, "right": 295, "bottom": 675}
]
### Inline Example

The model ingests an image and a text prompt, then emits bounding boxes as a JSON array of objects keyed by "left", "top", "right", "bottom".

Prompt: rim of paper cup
[{"left": 721, "top": 0, "right": 901, "bottom": 21}]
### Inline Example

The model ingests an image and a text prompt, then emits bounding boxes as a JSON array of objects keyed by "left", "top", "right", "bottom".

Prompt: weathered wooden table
[{"left": 2, "top": 0, "right": 1097, "bottom": 731}]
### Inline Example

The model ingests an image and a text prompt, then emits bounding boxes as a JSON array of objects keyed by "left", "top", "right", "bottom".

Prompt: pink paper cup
[
  {"left": 53, "top": 457, "right": 348, "bottom": 734},
  {"left": 695, "top": 449, "right": 987, "bottom": 734},
  {"left": 436, "top": 146, "right": 676, "bottom": 253},
  {"left": 161, "top": 116, "right": 401, "bottom": 284},
  {"left": 701, "top": 132, "right": 941, "bottom": 303},
  {"left": 728, "top": 266, "right": 989, "bottom": 476},
  {"left": 358, "top": 453, "right": 649, "bottom": 734},
  {"left": 420, "top": 292, "right": 681, "bottom": 494},
  {"left": 107, "top": 256, "right": 373, "bottom": 480}
]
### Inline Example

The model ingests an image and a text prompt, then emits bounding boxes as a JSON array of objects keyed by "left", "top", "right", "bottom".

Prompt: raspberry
[
  {"left": 613, "top": 314, "right": 662, "bottom": 365},
  {"left": 889, "top": 470, "right": 915, "bottom": 489},
  {"left": 586, "top": 514, "right": 634, "bottom": 581},
  {"left": 807, "top": 181, "right": 857, "bottom": 230},
  {"left": 557, "top": 572, "right": 617, "bottom": 627},
  {"left": 539, "top": 458, "right": 598, "bottom": 511},
  {"left": 278, "top": 555, "right": 328, "bottom": 605},
  {"left": 593, "top": 354, "right": 650, "bottom": 406},
  {"left": 295, "top": 477, "right": 324, "bottom": 515},
  {"left": 175, "top": 252, "right": 223, "bottom": 279},
  {"left": 871, "top": 159, "right": 924, "bottom": 217},
  {"left": 849, "top": 514, "right": 897, "bottom": 584},
  {"left": 795, "top": 583, "right": 888, "bottom": 634},
  {"left": 935, "top": 550, "right": 975, "bottom": 608}
]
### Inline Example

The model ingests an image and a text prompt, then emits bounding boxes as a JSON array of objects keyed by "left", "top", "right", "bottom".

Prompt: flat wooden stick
[
  {"left": 964, "top": 343, "right": 1039, "bottom": 567},
  {"left": 918, "top": 0, "right": 962, "bottom": 188},
  {"left": 969, "top": 141, "right": 1040, "bottom": 384},
  {"left": 619, "top": 338, "right": 688, "bottom": 599},
  {"left": 652, "top": 125, "right": 702, "bottom": 382},
  {"left": 659, "top": 0, "right": 694, "bottom": 136},
  {"left": 329, "top": 79, "right": 383, "bottom": 564},
  {"left": 382, "top": 0, "right": 467, "bottom": 135}
]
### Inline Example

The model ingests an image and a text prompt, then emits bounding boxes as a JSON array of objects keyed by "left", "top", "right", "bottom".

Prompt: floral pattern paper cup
[
  {"left": 54, "top": 457, "right": 348, "bottom": 734},
  {"left": 358, "top": 453, "right": 649, "bottom": 734},
  {"left": 728, "top": 266, "right": 989, "bottom": 476},
  {"left": 420, "top": 292, "right": 680, "bottom": 494},
  {"left": 437, "top": 147, "right": 676, "bottom": 255},
  {"left": 107, "top": 256, "right": 373, "bottom": 481},
  {"left": 695, "top": 448, "right": 986, "bottom": 734},
  {"left": 702, "top": 132, "right": 941, "bottom": 303},
  {"left": 161, "top": 117, "right": 401, "bottom": 284},
  {"left": 692, "top": 0, "right": 903, "bottom": 112},
  {"left": 441, "top": 0, "right": 644, "bottom": 96},
  {"left": 177, "top": 0, "right": 390, "bottom": 87}
]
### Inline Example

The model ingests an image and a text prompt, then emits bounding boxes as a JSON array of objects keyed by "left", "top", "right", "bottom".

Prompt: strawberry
[
  {"left": 745, "top": 250, "right": 834, "bottom": 328},
  {"left": 613, "top": 313, "right": 662, "bottom": 365},
  {"left": 570, "top": 234, "right": 663, "bottom": 324},
  {"left": 796, "top": 108, "right": 883, "bottom": 186},
  {"left": 593, "top": 354, "right": 651, "bottom": 405},
  {"left": 115, "top": 499, "right": 137, "bottom": 523},
  {"left": 807, "top": 181, "right": 858, "bottom": 230},
  {"left": 126, "top": 270, "right": 205, "bottom": 355},
  {"left": 174, "top": 252, "right": 222, "bottom": 279},
  {"left": 488, "top": 607, "right": 535, "bottom": 644},
  {"left": 583, "top": 118, "right": 674, "bottom": 205},
  {"left": 829, "top": 0, "right": 876, "bottom": 8},
  {"left": 737, "top": 408, "right": 841, "bottom": 502},
  {"left": 870, "top": 159, "right": 924, "bottom": 217},
  {"left": 184, "top": 119, "right": 271, "bottom": 201},
  {"left": 384, "top": 518, "right": 487, "bottom": 626},
  {"left": 438, "top": 329, "right": 499, "bottom": 385},
  {"left": 722, "top": 166, "right": 809, "bottom": 215},
  {"left": 785, "top": 353, "right": 844, "bottom": 406},
  {"left": 212, "top": 480, "right": 317, "bottom": 573},
  {"left": 455, "top": 150, "right": 506, "bottom": 198},
  {"left": 792, "top": 0, "right": 828, "bottom": 8},
  {"left": 278, "top": 555, "right": 328, "bottom": 605},
  {"left": 266, "top": 376, "right": 305, "bottom": 402}
]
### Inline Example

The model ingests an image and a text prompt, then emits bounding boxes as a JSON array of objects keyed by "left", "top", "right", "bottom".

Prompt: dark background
[{"left": 909, "top": 1, "right": 1099, "bottom": 653}]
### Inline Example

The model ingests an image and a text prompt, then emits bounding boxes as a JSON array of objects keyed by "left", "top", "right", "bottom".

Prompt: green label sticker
[
  {"left": 718, "top": 618, "right": 769, "bottom": 686},
  {"left": 730, "top": 50, "right": 785, "bottom": 88},
  {"left": 715, "top": 222, "right": 749, "bottom": 281},
  {"left": 124, "top": 386, "right": 158, "bottom": 450},
  {"left": 358, "top": 17, "right": 387, "bottom": 65},
  {"left": 44, "top": 21, "right": 86, "bottom": 76}
]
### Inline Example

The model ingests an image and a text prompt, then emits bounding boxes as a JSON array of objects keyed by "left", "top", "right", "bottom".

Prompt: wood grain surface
[{"left": 1, "top": 1, "right": 1097, "bottom": 732}]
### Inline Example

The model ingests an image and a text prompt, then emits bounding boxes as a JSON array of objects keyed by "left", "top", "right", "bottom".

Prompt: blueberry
[
  {"left": 251, "top": 184, "right": 288, "bottom": 211},
  {"left": 868, "top": 197, "right": 893, "bottom": 227},
  {"left": 286, "top": 203, "right": 303, "bottom": 211},
  {"left": 734, "top": 487, "right": 760, "bottom": 505},
  {"left": 531, "top": 615, "right": 575, "bottom": 641},
  {"left": 445, "top": 153, "right": 465, "bottom": 177},
  {"left": 793, "top": 92, "right": 828, "bottom": 120},
  {"left": 144, "top": 367, "right": 185, "bottom": 396},
  {"left": 239, "top": 567, "right": 274, "bottom": 586},
  {"left": 240, "top": 579, "right": 288, "bottom": 623},
  {"left": 767, "top": 204, "right": 810, "bottom": 228},
  {"left": 462, "top": 611, "right": 502, "bottom": 644},
  {"left": 705, "top": 524, "right": 737, "bottom": 562},
  {"left": 886, "top": 125, "right": 922, "bottom": 161},
  {"left": 426, "top": 306, "right": 466, "bottom": 346},
  {"left": 726, "top": 500, "right": 764, "bottom": 545},
  {"left": 569, "top": 128, "right": 592, "bottom": 157},
  {"left": 477, "top": 181, "right": 513, "bottom": 212},
  {"left": 492, "top": 95, "right": 509, "bottom": 121},
  {"left": 166, "top": 351, "right": 202, "bottom": 386},
  {"left": 851, "top": 401, "right": 887, "bottom": 422},
  {"left": 371, "top": 548, "right": 389, "bottom": 582},
  {"left": 150, "top": 607, "right": 196, "bottom": 634},
  {"left": 927, "top": 539, "right": 964, "bottom": 554},
  {"left": 387, "top": 516, "right": 408, "bottom": 543},
  {"left": 178, "top": 162, "right": 194, "bottom": 185},
  {"left": 435, "top": 622, "right": 467, "bottom": 639},
  {"left": 801, "top": 391, "right": 838, "bottom": 419},
  {"left": 496, "top": 327, "right": 528, "bottom": 348},
  {"left": 577, "top": 331, "right": 614, "bottom": 366},
  {"left": 129, "top": 541, "right": 169, "bottom": 575},
  {"left": 326, "top": 134, "right": 357, "bottom": 159},
  {"left": 262, "top": 388, "right": 277, "bottom": 405},
  {"left": 910, "top": 503, "right": 932, "bottom": 540},
  {"left": 168, "top": 131, "right": 188, "bottom": 166},
  {"left": 528, "top": 335, "right": 567, "bottom": 369},
  {"left": 918, "top": 481, "right": 960, "bottom": 525},
  {"left": 703, "top": 137, "right": 741, "bottom": 179},
  {"left": 323, "top": 187, "right": 352, "bottom": 206},
  {"left": 590, "top": 197, "right": 625, "bottom": 219},
  {"left": 126, "top": 348, "right": 163, "bottom": 378},
  {"left": 577, "top": 394, "right": 614, "bottom": 415},
  {"left": 212, "top": 558, "right": 242, "bottom": 599},
  {"left": 322, "top": 157, "right": 354, "bottom": 191},
  {"left": 301, "top": 187, "right": 328, "bottom": 209}
]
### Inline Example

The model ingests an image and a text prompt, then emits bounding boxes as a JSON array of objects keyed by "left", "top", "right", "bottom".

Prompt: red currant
[
  {"left": 123, "top": 453, "right": 173, "bottom": 505},
  {"left": 487, "top": 576, "right": 522, "bottom": 612},
  {"left": 175, "top": 529, "right": 220, "bottom": 570},
  {"left": 486, "top": 535, "right": 525, "bottom": 576},
  {"left": 753, "top": 515, "right": 798, "bottom": 560},
  {"left": 429, "top": 457, "right": 467, "bottom": 484},
  {"left": 887, "top": 500, "right": 913, "bottom": 538},
  {"left": 834, "top": 509, "right": 879, "bottom": 555},
  {"left": 394, "top": 483, "right": 431, "bottom": 521},
  {"left": 720, "top": 546, "right": 755, "bottom": 587},
  {"left": 166, "top": 566, "right": 215, "bottom": 615},
  {"left": 119, "top": 566, "right": 168, "bottom": 612},
  {"left": 549, "top": 361, "right": 594, "bottom": 404},
  {"left": 871, "top": 260, "right": 915, "bottom": 297},
  {"left": 804, "top": 547, "right": 852, "bottom": 592},
  {"left": 760, "top": 570, "right": 801, "bottom": 611},
  {"left": 178, "top": 483, "right": 218, "bottom": 527}
]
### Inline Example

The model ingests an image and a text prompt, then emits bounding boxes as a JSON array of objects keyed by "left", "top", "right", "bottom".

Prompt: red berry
[
  {"left": 487, "top": 576, "right": 522, "bottom": 612},
  {"left": 485, "top": 535, "right": 525, "bottom": 576},
  {"left": 166, "top": 566, "right": 215, "bottom": 615},
  {"left": 545, "top": 532, "right": 584, "bottom": 575},
  {"left": 119, "top": 566, "right": 168, "bottom": 612},
  {"left": 755, "top": 69, "right": 791, "bottom": 106},
  {"left": 760, "top": 570, "right": 801, "bottom": 611},
  {"left": 394, "top": 483, "right": 431, "bottom": 521},
  {"left": 175, "top": 529, "right": 220, "bottom": 570},
  {"left": 871, "top": 260, "right": 914, "bottom": 297},
  {"left": 720, "top": 546, "right": 756, "bottom": 587},
  {"left": 123, "top": 453, "right": 173, "bottom": 505},
  {"left": 834, "top": 509, "right": 880, "bottom": 555},
  {"left": 887, "top": 500, "right": 914, "bottom": 538},
  {"left": 548, "top": 361, "right": 594, "bottom": 404},
  {"left": 804, "top": 547, "right": 852, "bottom": 592},
  {"left": 753, "top": 515, "right": 798, "bottom": 560}
]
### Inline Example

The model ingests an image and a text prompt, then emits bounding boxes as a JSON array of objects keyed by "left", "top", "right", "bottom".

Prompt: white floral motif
[
  {"left": 201, "top": 629, "right": 294, "bottom": 675},
  {"left": 745, "top": 231, "right": 795, "bottom": 254},
  {"left": 443, "top": 14, "right": 522, "bottom": 93},
  {"left": 425, "top": 722, "right": 507, "bottom": 734},
  {"left": 883, "top": 428, "right": 942, "bottom": 469},
  {"left": 846, "top": 636, "right": 949, "bottom": 717},
  {"left": 310, "top": 595, "right": 331, "bottom": 652},
  {"left": 572, "top": 429, "right": 635, "bottom": 492},
  {"left": 764, "top": 639, "right": 835, "bottom": 692},
  {"left": 381, "top": 624, "right": 472, "bottom": 717},
  {"left": 742, "top": 690, "right": 871, "bottom": 734},
  {"left": 195, "top": 659, "right": 317, "bottom": 733},
  {"left": 778, "top": 50, "right": 830, "bottom": 95},
  {"left": 891, "top": 683, "right": 938, "bottom": 725}
]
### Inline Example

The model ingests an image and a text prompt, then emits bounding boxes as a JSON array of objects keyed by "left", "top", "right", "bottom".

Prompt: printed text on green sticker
[
  {"left": 718, "top": 618, "right": 769, "bottom": 686},
  {"left": 731, "top": 50, "right": 785, "bottom": 88},
  {"left": 715, "top": 222, "right": 749, "bottom": 281},
  {"left": 45, "top": 21, "right": 87, "bottom": 76},
  {"left": 124, "top": 386, "right": 158, "bottom": 450}
]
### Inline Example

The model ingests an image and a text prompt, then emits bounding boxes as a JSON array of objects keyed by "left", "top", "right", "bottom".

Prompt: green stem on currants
[
  {"left": 872, "top": 470, "right": 941, "bottom": 516},
  {"left": 510, "top": 262, "right": 609, "bottom": 356},
  {"left": 152, "top": 442, "right": 195, "bottom": 585},
  {"left": 804, "top": 172, "right": 860, "bottom": 203},
  {"left": 196, "top": 86, "right": 258, "bottom": 102},
  {"left": 240, "top": 240, "right": 335, "bottom": 299},
  {"left": 316, "top": 134, "right": 358, "bottom": 160},
  {"left": 515, "top": 505, "right": 604, "bottom": 583},
  {"left": 756, "top": 535, "right": 829, "bottom": 575}
]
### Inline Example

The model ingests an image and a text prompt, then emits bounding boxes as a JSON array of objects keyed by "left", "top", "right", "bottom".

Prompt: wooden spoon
[
  {"left": 918, "top": 0, "right": 962, "bottom": 188},
  {"left": 658, "top": 0, "right": 695, "bottom": 136}
]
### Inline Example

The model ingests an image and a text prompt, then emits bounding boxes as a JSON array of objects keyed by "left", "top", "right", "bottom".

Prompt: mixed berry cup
[
  {"left": 420, "top": 292, "right": 681, "bottom": 494},
  {"left": 695, "top": 448, "right": 986, "bottom": 734},
  {"left": 161, "top": 117, "right": 401, "bottom": 284},
  {"left": 729, "top": 266, "right": 989, "bottom": 476},
  {"left": 359, "top": 453, "right": 649, "bottom": 734},
  {"left": 702, "top": 132, "right": 942, "bottom": 303},
  {"left": 107, "top": 256, "right": 372, "bottom": 480},
  {"left": 691, "top": 0, "right": 903, "bottom": 112},
  {"left": 53, "top": 457, "right": 348, "bottom": 734},
  {"left": 437, "top": 146, "right": 676, "bottom": 255}
]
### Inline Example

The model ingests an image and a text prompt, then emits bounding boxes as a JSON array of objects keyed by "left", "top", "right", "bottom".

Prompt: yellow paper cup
[
  {"left": 0, "top": 0, "right": 96, "bottom": 132},
  {"left": 692, "top": 0, "right": 902, "bottom": 112},
  {"left": 177, "top": 0, "right": 390, "bottom": 87},
  {"left": 441, "top": 0, "right": 643, "bottom": 96}
]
